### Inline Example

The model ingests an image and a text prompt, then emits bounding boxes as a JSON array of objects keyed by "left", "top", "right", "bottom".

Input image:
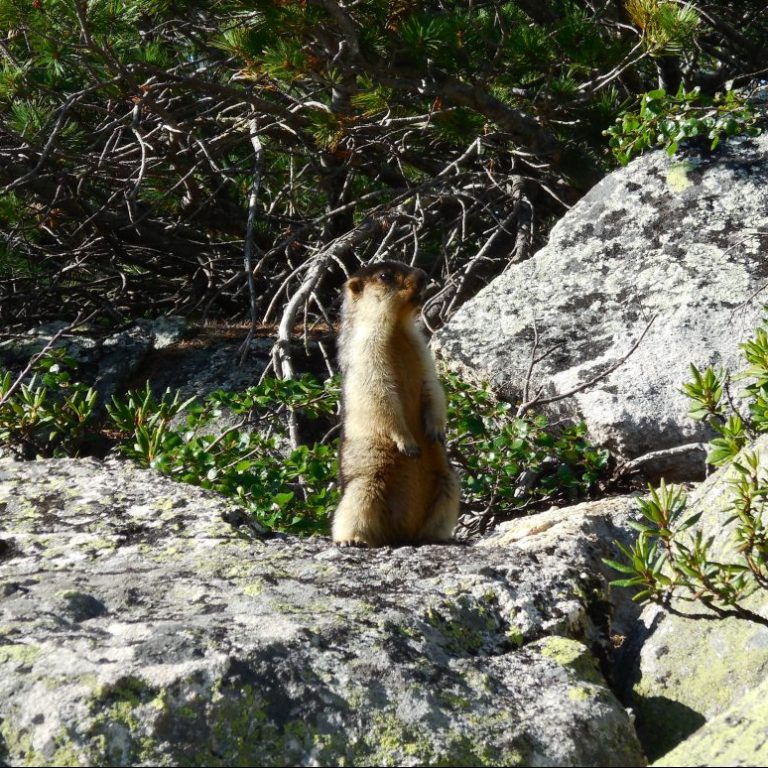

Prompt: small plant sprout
[{"left": 607, "top": 318, "right": 768, "bottom": 625}]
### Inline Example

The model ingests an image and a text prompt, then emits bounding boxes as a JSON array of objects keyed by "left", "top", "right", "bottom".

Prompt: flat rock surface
[{"left": 0, "top": 458, "right": 643, "bottom": 767}]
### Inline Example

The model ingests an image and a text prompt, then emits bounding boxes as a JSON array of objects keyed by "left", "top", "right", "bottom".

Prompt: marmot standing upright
[{"left": 332, "top": 261, "right": 460, "bottom": 547}]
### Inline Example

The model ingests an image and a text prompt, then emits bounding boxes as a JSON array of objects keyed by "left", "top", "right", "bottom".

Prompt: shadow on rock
[{"left": 634, "top": 694, "right": 706, "bottom": 763}]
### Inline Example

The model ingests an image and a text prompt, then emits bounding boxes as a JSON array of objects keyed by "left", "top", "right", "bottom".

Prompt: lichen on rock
[{"left": 0, "top": 458, "right": 643, "bottom": 767}]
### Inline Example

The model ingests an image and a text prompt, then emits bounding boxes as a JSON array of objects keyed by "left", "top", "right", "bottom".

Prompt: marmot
[{"left": 332, "top": 261, "right": 460, "bottom": 547}]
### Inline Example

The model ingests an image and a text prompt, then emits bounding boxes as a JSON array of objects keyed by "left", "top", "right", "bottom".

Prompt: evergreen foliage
[{"left": 1, "top": 1, "right": 765, "bottom": 332}]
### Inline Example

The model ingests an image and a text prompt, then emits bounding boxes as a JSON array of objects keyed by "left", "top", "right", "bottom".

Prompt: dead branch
[
  {"left": 238, "top": 118, "right": 266, "bottom": 366},
  {"left": 516, "top": 315, "right": 657, "bottom": 417}
]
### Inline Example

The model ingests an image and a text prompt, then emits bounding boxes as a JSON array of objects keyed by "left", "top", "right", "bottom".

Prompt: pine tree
[{"left": 0, "top": 1, "right": 765, "bottom": 335}]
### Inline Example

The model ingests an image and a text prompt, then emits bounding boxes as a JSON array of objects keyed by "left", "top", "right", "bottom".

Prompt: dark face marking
[
  {"left": 346, "top": 261, "right": 429, "bottom": 306},
  {"left": 352, "top": 260, "right": 409, "bottom": 282}
]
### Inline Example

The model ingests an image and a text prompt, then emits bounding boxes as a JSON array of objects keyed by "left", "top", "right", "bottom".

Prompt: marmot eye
[{"left": 378, "top": 271, "right": 393, "bottom": 283}]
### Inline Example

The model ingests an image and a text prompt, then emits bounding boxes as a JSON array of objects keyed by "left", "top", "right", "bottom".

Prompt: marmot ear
[{"left": 347, "top": 277, "right": 364, "bottom": 295}]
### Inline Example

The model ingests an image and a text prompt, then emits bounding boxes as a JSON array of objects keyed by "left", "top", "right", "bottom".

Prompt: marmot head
[{"left": 344, "top": 262, "right": 428, "bottom": 323}]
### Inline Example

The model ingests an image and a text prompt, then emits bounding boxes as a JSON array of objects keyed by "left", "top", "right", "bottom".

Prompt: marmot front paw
[
  {"left": 335, "top": 538, "right": 369, "bottom": 548},
  {"left": 394, "top": 436, "right": 421, "bottom": 458},
  {"left": 423, "top": 413, "right": 446, "bottom": 443}
]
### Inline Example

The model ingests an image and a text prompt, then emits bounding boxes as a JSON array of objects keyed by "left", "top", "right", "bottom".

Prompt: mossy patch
[
  {"left": 354, "top": 710, "right": 525, "bottom": 767},
  {"left": 87, "top": 675, "right": 162, "bottom": 765},
  {"left": 423, "top": 594, "right": 503, "bottom": 656},
  {"left": 0, "top": 718, "right": 86, "bottom": 768},
  {"left": 80, "top": 537, "right": 117, "bottom": 555},
  {"left": 505, "top": 625, "right": 525, "bottom": 648},
  {"left": 666, "top": 161, "right": 696, "bottom": 192},
  {"left": 195, "top": 683, "right": 347, "bottom": 766},
  {"left": 242, "top": 582, "right": 263, "bottom": 597},
  {"left": 567, "top": 685, "right": 592, "bottom": 702},
  {"left": 539, "top": 636, "right": 603, "bottom": 684},
  {"left": 0, "top": 643, "right": 40, "bottom": 665}
]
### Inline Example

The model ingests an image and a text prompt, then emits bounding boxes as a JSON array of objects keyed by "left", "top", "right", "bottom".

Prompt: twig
[
  {"left": 516, "top": 315, "right": 656, "bottom": 417},
  {"left": 239, "top": 118, "right": 265, "bottom": 366},
  {"left": 519, "top": 315, "right": 566, "bottom": 408},
  {"left": 522, "top": 316, "right": 540, "bottom": 406}
]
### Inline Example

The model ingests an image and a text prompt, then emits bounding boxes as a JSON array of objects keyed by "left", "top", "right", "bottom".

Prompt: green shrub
[
  {"left": 0, "top": 349, "right": 97, "bottom": 459},
  {"left": 607, "top": 319, "right": 768, "bottom": 621},
  {"left": 107, "top": 376, "right": 340, "bottom": 536},
  {"left": 1, "top": 352, "right": 611, "bottom": 536},
  {"left": 605, "top": 86, "right": 759, "bottom": 166},
  {"left": 445, "top": 373, "right": 609, "bottom": 533}
]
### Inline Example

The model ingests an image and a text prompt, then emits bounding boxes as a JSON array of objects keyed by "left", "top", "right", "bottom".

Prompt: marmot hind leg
[
  {"left": 416, "top": 469, "right": 460, "bottom": 543},
  {"left": 332, "top": 477, "right": 391, "bottom": 547}
]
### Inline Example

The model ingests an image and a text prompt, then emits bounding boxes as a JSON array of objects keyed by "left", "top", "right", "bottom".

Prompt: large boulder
[
  {"left": 623, "top": 434, "right": 768, "bottom": 765},
  {"left": 0, "top": 457, "right": 643, "bottom": 767},
  {"left": 433, "top": 134, "right": 768, "bottom": 480}
]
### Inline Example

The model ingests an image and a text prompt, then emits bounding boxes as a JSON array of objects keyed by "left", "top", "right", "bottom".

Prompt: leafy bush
[
  {"left": 0, "top": 352, "right": 611, "bottom": 536},
  {"left": 107, "top": 376, "right": 340, "bottom": 536},
  {"left": 607, "top": 320, "right": 768, "bottom": 621},
  {"left": 0, "top": 349, "right": 97, "bottom": 459},
  {"left": 606, "top": 86, "right": 760, "bottom": 166},
  {"left": 445, "top": 373, "right": 609, "bottom": 534}
]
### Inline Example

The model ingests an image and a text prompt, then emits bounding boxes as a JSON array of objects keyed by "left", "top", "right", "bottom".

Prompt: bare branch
[
  {"left": 239, "top": 118, "right": 266, "bottom": 366},
  {"left": 516, "top": 315, "right": 657, "bottom": 417}
]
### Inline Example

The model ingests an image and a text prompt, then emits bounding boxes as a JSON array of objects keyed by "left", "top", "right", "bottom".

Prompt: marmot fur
[{"left": 332, "top": 261, "right": 460, "bottom": 546}]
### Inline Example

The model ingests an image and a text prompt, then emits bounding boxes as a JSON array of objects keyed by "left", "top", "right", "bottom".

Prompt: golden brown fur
[{"left": 332, "top": 261, "right": 460, "bottom": 547}]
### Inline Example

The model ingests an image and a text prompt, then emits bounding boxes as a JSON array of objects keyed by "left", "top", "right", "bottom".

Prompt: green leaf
[{"left": 602, "top": 558, "right": 638, "bottom": 574}]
